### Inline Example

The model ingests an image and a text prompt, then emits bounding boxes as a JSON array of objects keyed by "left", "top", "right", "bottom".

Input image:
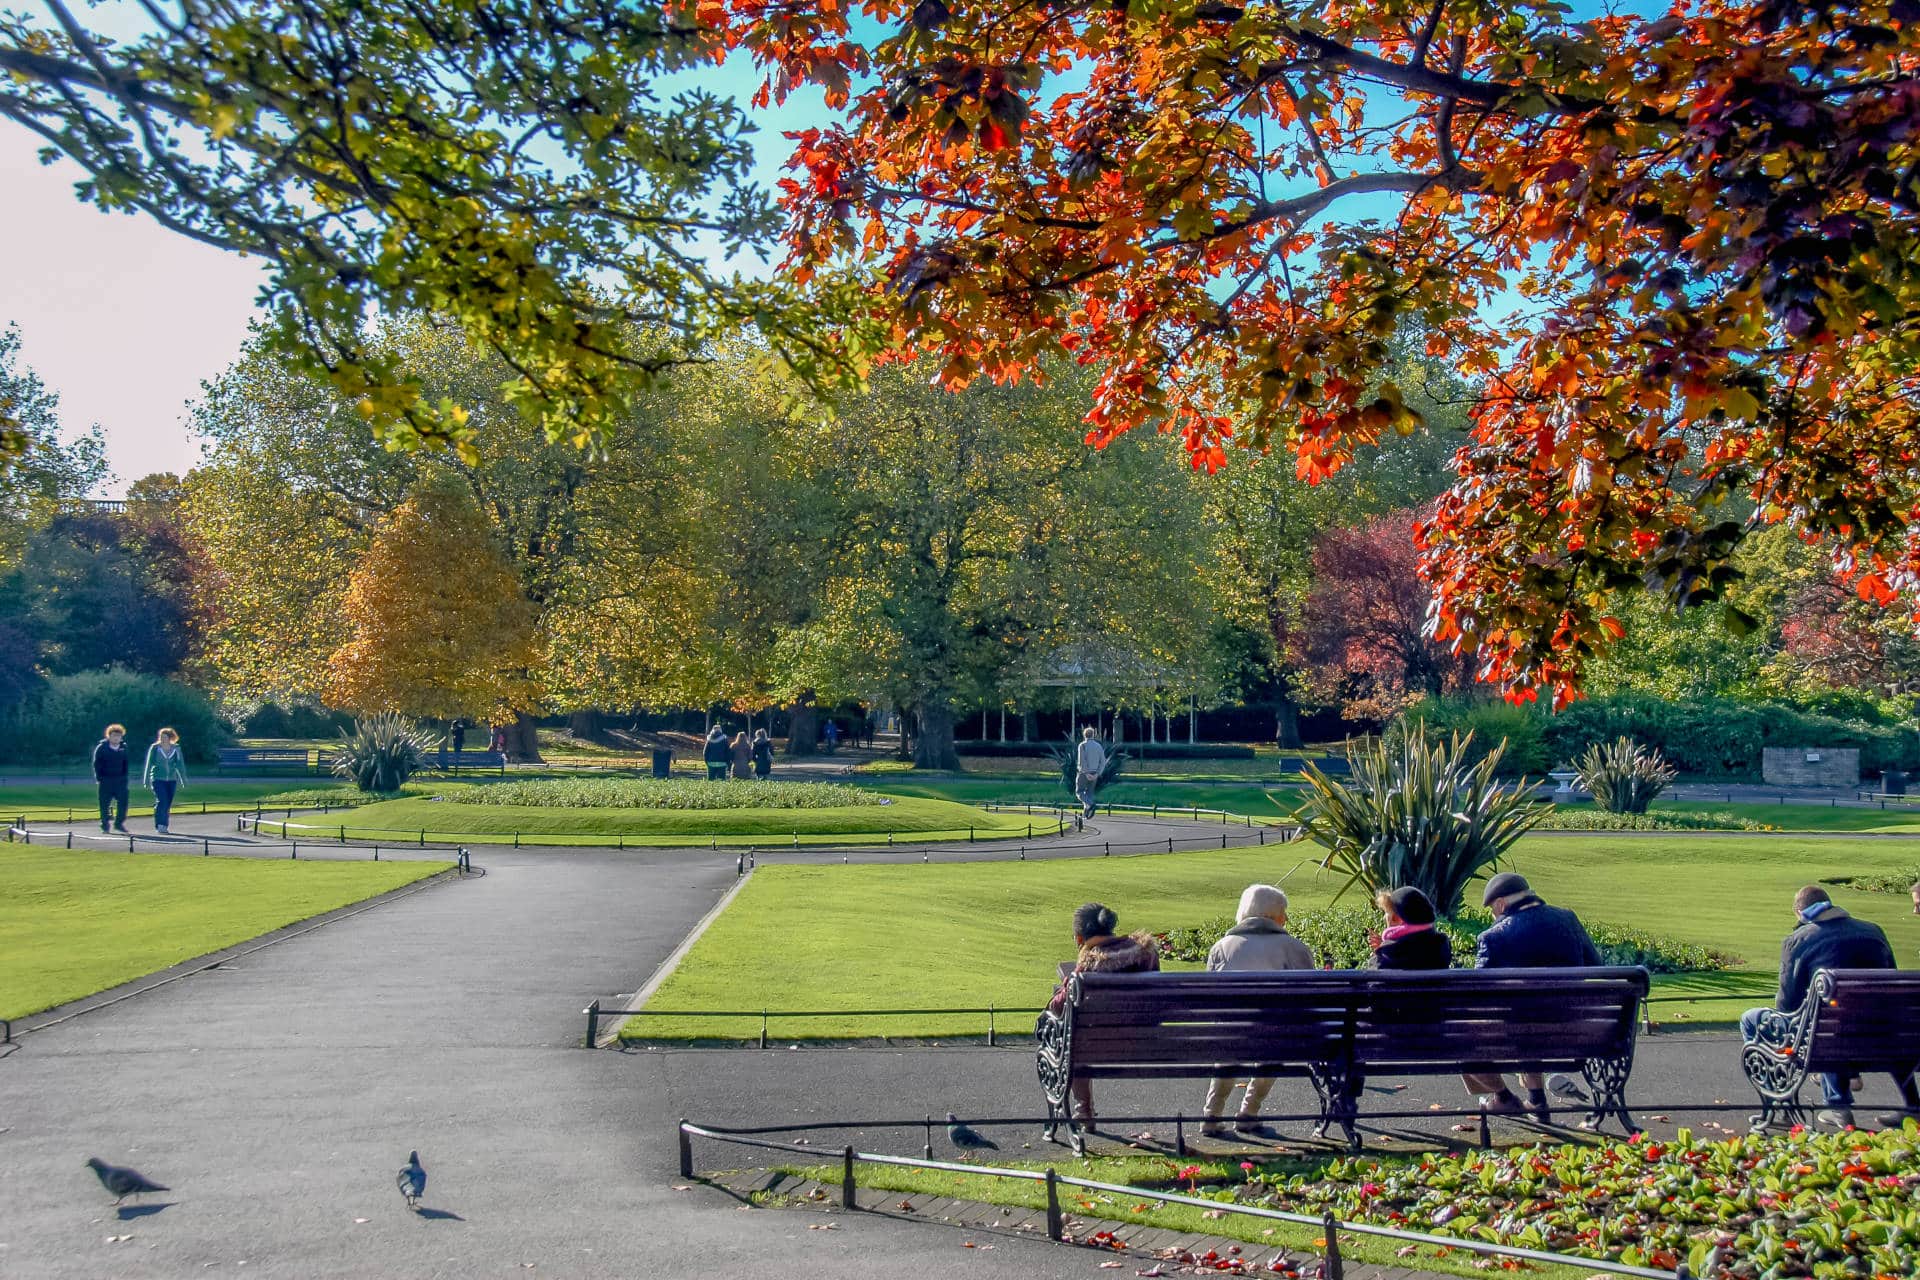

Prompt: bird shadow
[
  {"left": 412, "top": 1207, "right": 464, "bottom": 1222},
  {"left": 118, "top": 1203, "right": 173, "bottom": 1220}
]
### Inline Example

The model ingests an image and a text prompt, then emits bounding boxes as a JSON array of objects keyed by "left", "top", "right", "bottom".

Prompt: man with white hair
[
  {"left": 1074, "top": 727, "right": 1107, "bottom": 821},
  {"left": 1200, "top": 884, "right": 1315, "bottom": 1138}
]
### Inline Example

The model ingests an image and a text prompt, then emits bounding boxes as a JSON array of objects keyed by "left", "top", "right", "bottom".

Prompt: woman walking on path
[
  {"left": 751, "top": 729, "right": 773, "bottom": 780},
  {"left": 143, "top": 728, "right": 188, "bottom": 835},
  {"left": 92, "top": 723, "right": 130, "bottom": 834},
  {"left": 729, "top": 730, "right": 753, "bottom": 780}
]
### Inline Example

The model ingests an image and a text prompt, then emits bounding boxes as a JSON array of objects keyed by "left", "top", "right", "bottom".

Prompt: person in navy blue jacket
[{"left": 1463, "top": 872, "right": 1601, "bottom": 1119}]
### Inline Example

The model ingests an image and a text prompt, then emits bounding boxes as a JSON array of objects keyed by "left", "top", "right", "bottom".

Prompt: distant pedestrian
[
  {"left": 93, "top": 723, "right": 131, "bottom": 834},
  {"left": 751, "top": 729, "right": 773, "bottom": 780},
  {"left": 142, "top": 728, "right": 188, "bottom": 835},
  {"left": 729, "top": 730, "right": 752, "bottom": 780},
  {"left": 450, "top": 720, "right": 466, "bottom": 755},
  {"left": 823, "top": 719, "right": 841, "bottom": 753},
  {"left": 703, "top": 726, "right": 730, "bottom": 781},
  {"left": 489, "top": 724, "right": 507, "bottom": 754},
  {"left": 1074, "top": 727, "right": 1106, "bottom": 820}
]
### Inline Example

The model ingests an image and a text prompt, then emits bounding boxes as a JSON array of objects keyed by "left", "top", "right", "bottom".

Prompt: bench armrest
[
  {"left": 1740, "top": 1004, "right": 1814, "bottom": 1106},
  {"left": 1035, "top": 1009, "right": 1071, "bottom": 1110}
]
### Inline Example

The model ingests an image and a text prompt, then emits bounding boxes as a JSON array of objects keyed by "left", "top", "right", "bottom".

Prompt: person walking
[
  {"left": 1742, "top": 886, "right": 1919, "bottom": 1130},
  {"left": 450, "top": 720, "right": 466, "bottom": 755},
  {"left": 92, "top": 723, "right": 131, "bottom": 834},
  {"left": 729, "top": 729, "right": 753, "bottom": 780},
  {"left": 703, "top": 726, "right": 730, "bottom": 781},
  {"left": 142, "top": 728, "right": 188, "bottom": 835},
  {"left": 751, "top": 729, "right": 773, "bottom": 780},
  {"left": 1200, "top": 885, "right": 1314, "bottom": 1138},
  {"left": 823, "top": 719, "right": 841, "bottom": 753},
  {"left": 1461, "top": 872, "right": 1601, "bottom": 1120},
  {"left": 1074, "top": 727, "right": 1107, "bottom": 822}
]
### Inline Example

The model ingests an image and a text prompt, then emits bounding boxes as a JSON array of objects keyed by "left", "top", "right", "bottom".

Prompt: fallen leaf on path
[
  {"left": 671, "top": 1185, "right": 692, "bottom": 1191},
  {"left": 1646, "top": 1115, "right": 1671, "bottom": 1123},
  {"left": 898, "top": 1200, "right": 916, "bottom": 1212},
  {"left": 1397, "top": 1245, "right": 1419, "bottom": 1257},
  {"left": 1138, "top": 1268, "right": 1166, "bottom": 1277},
  {"left": 1450, "top": 1124, "right": 1476, "bottom": 1132},
  {"left": 353, "top": 1218, "right": 369, "bottom": 1224},
  {"left": 1100, "top": 1263, "right": 1124, "bottom": 1269}
]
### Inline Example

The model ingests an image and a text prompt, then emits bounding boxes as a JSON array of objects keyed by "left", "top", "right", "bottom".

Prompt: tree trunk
[
  {"left": 504, "top": 710, "right": 544, "bottom": 763},
  {"left": 568, "top": 709, "right": 601, "bottom": 739},
  {"left": 913, "top": 702, "right": 961, "bottom": 770},
  {"left": 785, "top": 696, "right": 818, "bottom": 757},
  {"left": 1274, "top": 695, "right": 1303, "bottom": 750}
]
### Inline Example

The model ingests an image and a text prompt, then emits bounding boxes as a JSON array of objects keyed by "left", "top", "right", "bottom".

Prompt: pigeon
[
  {"left": 397, "top": 1150, "right": 426, "bottom": 1208},
  {"left": 1547, "top": 1074, "right": 1591, "bottom": 1103},
  {"left": 85, "top": 1157, "right": 168, "bottom": 1205},
  {"left": 946, "top": 1113, "right": 998, "bottom": 1151}
]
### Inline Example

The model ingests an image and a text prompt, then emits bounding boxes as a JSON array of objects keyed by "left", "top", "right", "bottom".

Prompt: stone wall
[{"left": 1761, "top": 747, "right": 1859, "bottom": 789}]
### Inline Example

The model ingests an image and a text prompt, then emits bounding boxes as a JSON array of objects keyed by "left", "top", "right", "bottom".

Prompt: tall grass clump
[
  {"left": 1575, "top": 736, "right": 1677, "bottom": 813},
  {"left": 333, "top": 714, "right": 435, "bottom": 793}
]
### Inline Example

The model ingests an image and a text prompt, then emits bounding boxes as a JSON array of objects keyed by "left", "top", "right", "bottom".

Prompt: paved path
[{"left": 8, "top": 816, "right": 1918, "bottom": 1279}]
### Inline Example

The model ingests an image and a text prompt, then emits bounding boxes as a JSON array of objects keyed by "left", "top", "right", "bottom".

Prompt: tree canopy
[{"left": 717, "top": 0, "right": 1920, "bottom": 704}]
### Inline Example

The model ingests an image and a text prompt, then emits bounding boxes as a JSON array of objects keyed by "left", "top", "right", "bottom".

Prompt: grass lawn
[
  {"left": 1655, "top": 798, "right": 1920, "bottom": 832},
  {"left": 862, "top": 778, "right": 1304, "bottom": 820},
  {"left": 629, "top": 834, "right": 1920, "bottom": 1041},
  {"left": 0, "top": 846, "right": 449, "bottom": 1020},
  {"left": 264, "top": 793, "right": 1063, "bottom": 846},
  {"left": 0, "top": 778, "right": 353, "bottom": 823}
]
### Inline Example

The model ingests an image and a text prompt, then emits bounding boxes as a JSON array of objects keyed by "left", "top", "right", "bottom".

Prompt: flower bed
[
  {"left": 441, "top": 778, "right": 883, "bottom": 810},
  {"left": 1532, "top": 809, "right": 1777, "bottom": 832}
]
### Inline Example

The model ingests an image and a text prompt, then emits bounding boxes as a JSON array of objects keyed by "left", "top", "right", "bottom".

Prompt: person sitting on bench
[
  {"left": 1200, "top": 884, "right": 1313, "bottom": 1138},
  {"left": 1047, "top": 902, "right": 1159, "bottom": 1133}
]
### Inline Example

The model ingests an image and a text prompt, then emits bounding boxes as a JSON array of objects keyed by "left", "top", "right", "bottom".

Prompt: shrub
[
  {"left": 1574, "top": 736, "right": 1677, "bottom": 813},
  {"left": 447, "top": 778, "right": 882, "bottom": 810},
  {"left": 238, "top": 702, "right": 355, "bottom": 739},
  {"left": 1156, "top": 906, "right": 1731, "bottom": 973},
  {"left": 1294, "top": 725, "right": 1544, "bottom": 917},
  {"left": 1540, "top": 693, "right": 1920, "bottom": 777},
  {"left": 331, "top": 714, "right": 435, "bottom": 793},
  {"left": 1530, "top": 808, "right": 1775, "bottom": 832},
  {"left": 1402, "top": 697, "right": 1551, "bottom": 775},
  {"left": 1, "top": 668, "right": 229, "bottom": 764},
  {"left": 1049, "top": 734, "right": 1125, "bottom": 799},
  {"left": 1840, "top": 865, "right": 1920, "bottom": 895},
  {"left": 256, "top": 785, "right": 425, "bottom": 808}
]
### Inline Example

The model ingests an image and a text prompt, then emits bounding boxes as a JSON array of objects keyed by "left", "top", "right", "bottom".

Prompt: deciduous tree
[{"left": 721, "top": 0, "right": 1920, "bottom": 703}]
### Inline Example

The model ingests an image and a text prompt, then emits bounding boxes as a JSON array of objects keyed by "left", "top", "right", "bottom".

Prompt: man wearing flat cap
[{"left": 1462, "top": 871, "right": 1602, "bottom": 1119}]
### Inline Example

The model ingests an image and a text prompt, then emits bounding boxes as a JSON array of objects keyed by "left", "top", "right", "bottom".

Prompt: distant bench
[
  {"left": 217, "top": 748, "right": 315, "bottom": 774},
  {"left": 1036, "top": 967, "right": 1649, "bottom": 1152},
  {"left": 422, "top": 749, "right": 507, "bottom": 774},
  {"left": 1742, "top": 968, "right": 1920, "bottom": 1128}
]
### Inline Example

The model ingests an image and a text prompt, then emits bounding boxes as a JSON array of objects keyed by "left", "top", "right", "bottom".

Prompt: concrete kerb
[
  {"left": 2, "top": 860, "right": 470, "bottom": 1041},
  {"left": 592, "top": 864, "right": 758, "bottom": 1048}
]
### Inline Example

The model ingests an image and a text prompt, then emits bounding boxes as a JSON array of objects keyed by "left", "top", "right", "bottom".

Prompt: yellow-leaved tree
[{"left": 325, "top": 480, "right": 541, "bottom": 724}]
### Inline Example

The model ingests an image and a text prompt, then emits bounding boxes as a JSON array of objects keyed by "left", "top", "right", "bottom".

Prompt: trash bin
[
  {"left": 1884, "top": 769, "right": 1906, "bottom": 796},
  {"left": 651, "top": 749, "right": 672, "bottom": 780}
]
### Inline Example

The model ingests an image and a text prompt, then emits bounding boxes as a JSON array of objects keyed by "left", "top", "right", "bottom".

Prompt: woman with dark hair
[
  {"left": 751, "top": 729, "right": 773, "bottom": 779},
  {"left": 1368, "top": 886, "right": 1453, "bottom": 970},
  {"left": 1046, "top": 901, "right": 1159, "bottom": 1132}
]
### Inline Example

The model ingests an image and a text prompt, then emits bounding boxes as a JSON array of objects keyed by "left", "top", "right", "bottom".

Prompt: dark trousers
[
  {"left": 98, "top": 778, "right": 129, "bottom": 829},
  {"left": 151, "top": 780, "right": 178, "bottom": 829}
]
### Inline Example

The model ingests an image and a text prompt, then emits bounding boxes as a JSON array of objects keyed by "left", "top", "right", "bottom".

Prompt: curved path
[{"left": 5, "top": 812, "right": 1918, "bottom": 1279}]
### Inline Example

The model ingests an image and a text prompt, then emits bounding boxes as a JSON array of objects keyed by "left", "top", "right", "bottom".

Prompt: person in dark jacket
[
  {"left": 1047, "top": 902, "right": 1159, "bottom": 1132},
  {"left": 1462, "top": 871, "right": 1602, "bottom": 1118},
  {"left": 729, "top": 730, "right": 753, "bottom": 780},
  {"left": 93, "top": 723, "right": 131, "bottom": 834},
  {"left": 702, "top": 726, "right": 730, "bottom": 781},
  {"left": 1742, "top": 885, "right": 1918, "bottom": 1130},
  {"left": 1369, "top": 886, "right": 1453, "bottom": 971},
  {"left": 750, "top": 729, "right": 773, "bottom": 780}
]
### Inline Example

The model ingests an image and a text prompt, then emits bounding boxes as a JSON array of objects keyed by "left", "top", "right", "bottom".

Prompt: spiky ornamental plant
[
  {"left": 1294, "top": 725, "right": 1545, "bottom": 917},
  {"left": 332, "top": 714, "right": 436, "bottom": 793},
  {"left": 1575, "top": 736, "right": 1678, "bottom": 814}
]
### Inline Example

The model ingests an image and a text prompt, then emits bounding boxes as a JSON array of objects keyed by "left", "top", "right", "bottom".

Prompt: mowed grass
[
  {"left": 278, "top": 793, "right": 1060, "bottom": 846},
  {"left": 0, "top": 846, "right": 449, "bottom": 1020},
  {"left": 1655, "top": 798, "right": 1920, "bottom": 832},
  {"left": 629, "top": 834, "right": 1920, "bottom": 1040},
  {"left": 862, "top": 778, "right": 1304, "bottom": 819},
  {"left": 0, "top": 778, "right": 349, "bottom": 823}
]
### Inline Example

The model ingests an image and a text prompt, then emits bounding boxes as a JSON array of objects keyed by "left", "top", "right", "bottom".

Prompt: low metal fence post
[
  {"left": 584, "top": 999, "right": 600, "bottom": 1046},
  {"left": 987, "top": 1004, "right": 995, "bottom": 1047},
  {"left": 65, "top": 831, "right": 71, "bottom": 849},
  {"left": 1323, "top": 1214, "right": 1343, "bottom": 1280},
  {"left": 1175, "top": 1115, "right": 1187, "bottom": 1156},
  {"left": 759, "top": 1011, "right": 768, "bottom": 1049},
  {"left": 841, "top": 1146, "right": 857, "bottom": 1210},
  {"left": 678, "top": 1121, "right": 694, "bottom": 1178},
  {"left": 1045, "top": 1168, "right": 1063, "bottom": 1241},
  {"left": 923, "top": 1116, "right": 933, "bottom": 1160}
]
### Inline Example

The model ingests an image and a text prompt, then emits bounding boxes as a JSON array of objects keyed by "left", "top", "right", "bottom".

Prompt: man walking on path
[
  {"left": 1074, "top": 727, "right": 1106, "bottom": 821},
  {"left": 1461, "top": 871, "right": 1601, "bottom": 1120},
  {"left": 92, "top": 722, "right": 131, "bottom": 834},
  {"left": 1742, "top": 885, "right": 1919, "bottom": 1130}
]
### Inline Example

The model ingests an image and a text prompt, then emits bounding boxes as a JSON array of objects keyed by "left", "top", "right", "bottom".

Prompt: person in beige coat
[{"left": 1201, "top": 884, "right": 1314, "bottom": 1137}]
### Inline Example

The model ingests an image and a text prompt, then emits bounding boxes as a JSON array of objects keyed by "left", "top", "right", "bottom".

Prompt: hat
[
  {"left": 1383, "top": 886, "right": 1436, "bottom": 926},
  {"left": 1481, "top": 872, "right": 1531, "bottom": 905},
  {"left": 1237, "top": 884, "right": 1288, "bottom": 921}
]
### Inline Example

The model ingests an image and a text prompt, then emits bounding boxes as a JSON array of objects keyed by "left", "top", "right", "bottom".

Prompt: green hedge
[
  {"left": 1408, "top": 693, "right": 1920, "bottom": 778},
  {"left": 0, "top": 669, "right": 230, "bottom": 764},
  {"left": 955, "top": 740, "right": 1257, "bottom": 760}
]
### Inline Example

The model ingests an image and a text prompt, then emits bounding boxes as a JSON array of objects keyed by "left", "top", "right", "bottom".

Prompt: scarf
[{"left": 1380, "top": 922, "right": 1433, "bottom": 943}]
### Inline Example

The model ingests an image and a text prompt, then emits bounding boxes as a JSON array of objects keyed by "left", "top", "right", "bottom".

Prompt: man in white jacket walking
[{"left": 1074, "top": 727, "right": 1106, "bottom": 821}]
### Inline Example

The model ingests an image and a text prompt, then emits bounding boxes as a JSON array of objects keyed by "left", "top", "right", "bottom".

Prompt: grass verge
[
  {"left": 629, "top": 834, "right": 1920, "bottom": 1040},
  {"left": 0, "top": 779, "right": 360, "bottom": 823},
  {"left": 262, "top": 793, "right": 1061, "bottom": 846},
  {"left": 0, "top": 846, "right": 449, "bottom": 1019}
]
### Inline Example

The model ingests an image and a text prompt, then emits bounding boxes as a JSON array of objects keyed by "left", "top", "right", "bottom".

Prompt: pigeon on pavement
[
  {"left": 1547, "top": 1074, "right": 1591, "bottom": 1103},
  {"left": 86, "top": 1157, "right": 168, "bottom": 1205},
  {"left": 946, "top": 1113, "right": 998, "bottom": 1151},
  {"left": 397, "top": 1150, "right": 426, "bottom": 1208}
]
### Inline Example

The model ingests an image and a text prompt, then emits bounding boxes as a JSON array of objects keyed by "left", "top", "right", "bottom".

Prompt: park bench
[
  {"left": 1036, "top": 967, "right": 1649, "bottom": 1152},
  {"left": 217, "top": 747, "right": 315, "bottom": 774},
  {"left": 1740, "top": 968, "right": 1920, "bottom": 1129},
  {"left": 420, "top": 749, "right": 507, "bottom": 774}
]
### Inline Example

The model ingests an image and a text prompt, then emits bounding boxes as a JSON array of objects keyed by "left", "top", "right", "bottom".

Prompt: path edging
[{"left": 598, "top": 866, "right": 757, "bottom": 1046}]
